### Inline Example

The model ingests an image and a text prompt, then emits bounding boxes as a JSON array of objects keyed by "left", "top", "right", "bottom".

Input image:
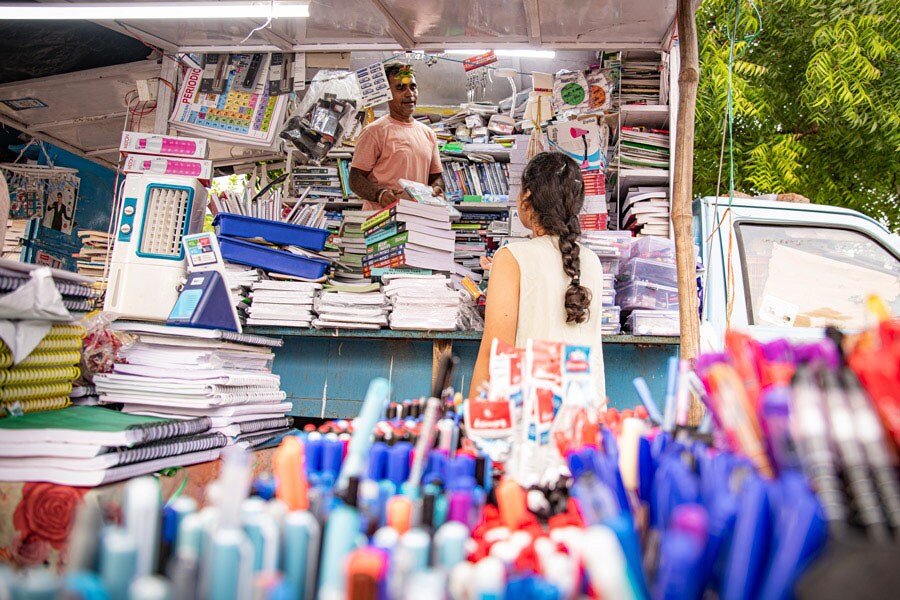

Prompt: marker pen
[
  {"left": 100, "top": 526, "right": 138, "bottom": 600},
  {"left": 123, "top": 477, "right": 161, "bottom": 578},
  {"left": 61, "top": 572, "right": 107, "bottom": 600},
  {"left": 338, "top": 378, "right": 391, "bottom": 490},
  {"left": 387, "top": 495, "right": 413, "bottom": 534},
  {"left": 388, "top": 528, "right": 431, "bottom": 600},
  {"left": 317, "top": 480, "right": 363, "bottom": 599},
  {"left": 367, "top": 442, "right": 390, "bottom": 481},
  {"left": 160, "top": 496, "right": 197, "bottom": 574},
  {"left": 721, "top": 475, "right": 771, "bottom": 600},
  {"left": 407, "top": 397, "right": 443, "bottom": 497},
  {"left": 581, "top": 525, "right": 638, "bottom": 600},
  {"left": 273, "top": 436, "right": 309, "bottom": 511},
  {"left": 403, "top": 570, "right": 447, "bottom": 600},
  {"left": 632, "top": 377, "right": 664, "bottom": 425},
  {"left": 204, "top": 528, "right": 253, "bottom": 600},
  {"left": 663, "top": 357, "right": 679, "bottom": 433},
  {"left": 167, "top": 552, "right": 199, "bottom": 600},
  {"left": 449, "top": 561, "right": 474, "bottom": 600},
  {"left": 346, "top": 547, "right": 387, "bottom": 600},
  {"left": 472, "top": 556, "right": 506, "bottom": 600},
  {"left": 433, "top": 521, "right": 470, "bottom": 570},
  {"left": 241, "top": 497, "right": 280, "bottom": 573},
  {"left": 282, "top": 511, "right": 321, "bottom": 600},
  {"left": 372, "top": 526, "right": 400, "bottom": 553}
]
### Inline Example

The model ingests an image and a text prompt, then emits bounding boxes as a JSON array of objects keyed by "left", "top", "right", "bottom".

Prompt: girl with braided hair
[{"left": 470, "top": 151, "right": 606, "bottom": 399}]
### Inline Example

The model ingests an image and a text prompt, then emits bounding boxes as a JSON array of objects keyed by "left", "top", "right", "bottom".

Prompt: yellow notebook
[
  {"left": 0, "top": 396, "right": 71, "bottom": 417},
  {"left": 0, "top": 336, "right": 82, "bottom": 355},
  {"left": 0, "top": 365, "right": 81, "bottom": 386},
  {"left": 0, "top": 350, "right": 81, "bottom": 370},
  {"left": 0, "top": 381, "right": 73, "bottom": 402}
]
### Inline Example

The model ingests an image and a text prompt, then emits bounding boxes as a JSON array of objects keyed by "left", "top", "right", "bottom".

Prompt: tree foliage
[{"left": 694, "top": 0, "right": 900, "bottom": 230}]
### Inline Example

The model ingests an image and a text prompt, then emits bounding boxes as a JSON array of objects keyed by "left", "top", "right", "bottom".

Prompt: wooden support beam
[
  {"left": 153, "top": 56, "right": 178, "bottom": 135},
  {"left": 673, "top": 0, "right": 703, "bottom": 424},
  {"left": 368, "top": 0, "right": 417, "bottom": 50}
]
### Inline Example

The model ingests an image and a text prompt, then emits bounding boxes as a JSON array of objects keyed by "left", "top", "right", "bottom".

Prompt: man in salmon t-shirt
[{"left": 349, "top": 63, "right": 445, "bottom": 211}]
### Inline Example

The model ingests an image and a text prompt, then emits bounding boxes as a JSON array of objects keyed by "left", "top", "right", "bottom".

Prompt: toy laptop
[{"left": 166, "top": 232, "right": 241, "bottom": 332}]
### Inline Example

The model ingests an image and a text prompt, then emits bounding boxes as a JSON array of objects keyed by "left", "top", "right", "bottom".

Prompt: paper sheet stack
[
  {"left": 383, "top": 274, "right": 461, "bottom": 331},
  {"left": 94, "top": 324, "right": 292, "bottom": 448},
  {"left": 223, "top": 263, "right": 265, "bottom": 315},
  {"left": 313, "top": 288, "right": 390, "bottom": 330},
  {"left": 245, "top": 280, "right": 321, "bottom": 327}
]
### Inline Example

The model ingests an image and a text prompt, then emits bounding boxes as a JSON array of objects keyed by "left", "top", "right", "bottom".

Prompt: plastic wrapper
[
  {"left": 280, "top": 70, "right": 363, "bottom": 164},
  {"left": 77, "top": 311, "right": 134, "bottom": 384},
  {"left": 465, "top": 339, "right": 522, "bottom": 464},
  {"left": 551, "top": 345, "right": 603, "bottom": 459},
  {"left": 457, "top": 295, "right": 484, "bottom": 331}
]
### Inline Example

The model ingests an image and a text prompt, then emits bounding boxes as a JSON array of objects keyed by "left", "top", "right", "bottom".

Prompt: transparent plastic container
[
  {"left": 601, "top": 306, "right": 621, "bottom": 326},
  {"left": 625, "top": 309, "right": 679, "bottom": 336},
  {"left": 629, "top": 236, "right": 675, "bottom": 260},
  {"left": 616, "top": 281, "right": 680, "bottom": 311},
  {"left": 616, "top": 257, "right": 678, "bottom": 287}
]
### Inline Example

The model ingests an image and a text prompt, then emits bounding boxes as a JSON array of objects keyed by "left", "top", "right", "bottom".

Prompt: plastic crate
[
  {"left": 625, "top": 309, "right": 679, "bottom": 336},
  {"left": 616, "top": 257, "right": 677, "bottom": 287},
  {"left": 601, "top": 306, "right": 621, "bottom": 326},
  {"left": 616, "top": 281, "right": 680, "bottom": 311},
  {"left": 213, "top": 213, "right": 331, "bottom": 251},
  {"left": 218, "top": 236, "right": 330, "bottom": 280}
]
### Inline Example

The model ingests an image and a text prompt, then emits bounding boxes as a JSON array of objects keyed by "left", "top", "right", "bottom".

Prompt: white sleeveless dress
[{"left": 503, "top": 235, "right": 607, "bottom": 399}]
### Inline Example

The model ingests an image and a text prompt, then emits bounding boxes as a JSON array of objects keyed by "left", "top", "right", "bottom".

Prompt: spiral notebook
[
  {"left": 0, "top": 349, "right": 81, "bottom": 370},
  {"left": 0, "top": 365, "right": 81, "bottom": 386},
  {"left": 111, "top": 322, "right": 283, "bottom": 347},
  {"left": 0, "top": 406, "right": 212, "bottom": 447},
  {"left": 0, "top": 381, "right": 72, "bottom": 401},
  {"left": 1, "top": 396, "right": 71, "bottom": 417}
]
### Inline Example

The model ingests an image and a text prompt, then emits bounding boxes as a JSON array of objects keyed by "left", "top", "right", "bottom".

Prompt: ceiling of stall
[{"left": 0, "top": 0, "right": 680, "bottom": 169}]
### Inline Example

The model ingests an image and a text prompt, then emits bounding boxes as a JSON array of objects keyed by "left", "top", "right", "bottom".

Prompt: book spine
[
  {"left": 366, "top": 223, "right": 407, "bottom": 245},
  {"left": 361, "top": 204, "right": 399, "bottom": 231},
  {"left": 363, "top": 217, "right": 402, "bottom": 238},
  {"left": 363, "top": 255, "right": 408, "bottom": 276},
  {"left": 362, "top": 246, "right": 405, "bottom": 267},
  {"left": 367, "top": 232, "right": 409, "bottom": 253}
]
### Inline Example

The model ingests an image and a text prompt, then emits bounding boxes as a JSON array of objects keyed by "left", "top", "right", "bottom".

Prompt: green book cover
[{"left": 367, "top": 231, "right": 409, "bottom": 253}]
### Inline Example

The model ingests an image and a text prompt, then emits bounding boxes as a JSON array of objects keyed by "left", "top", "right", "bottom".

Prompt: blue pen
[
  {"left": 663, "top": 357, "right": 679, "bottom": 432},
  {"left": 654, "top": 528, "right": 706, "bottom": 600},
  {"left": 605, "top": 512, "right": 650, "bottom": 600},
  {"left": 638, "top": 437, "right": 656, "bottom": 504},
  {"left": 282, "top": 510, "right": 320, "bottom": 600},
  {"left": 338, "top": 378, "right": 391, "bottom": 490},
  {"left": 633, "top": 377, "right": 664, "bottom": 425},
  {"left": 721, "top": 474, "right": 772, "bottom": 600},
  {"left": 387, "top": 442, "right": 413, "bottom": 493},
  {"left": 99, "top": 527, "right": 137, "bottom": 600}
]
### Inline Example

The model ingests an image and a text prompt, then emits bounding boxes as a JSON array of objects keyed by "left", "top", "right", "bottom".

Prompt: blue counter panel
[{"left": 269, "top": 332, "right": 678, "bottom": 419}]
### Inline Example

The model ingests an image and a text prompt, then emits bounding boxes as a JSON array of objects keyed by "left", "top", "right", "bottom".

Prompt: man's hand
[
  {"left": 431, "top": 186, "right": 444, "bottom": 198},
  {"left": 379, "top": 189, "right": 403, "bottom": 207}
]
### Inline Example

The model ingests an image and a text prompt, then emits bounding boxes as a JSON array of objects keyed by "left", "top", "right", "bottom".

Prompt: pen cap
[
  {"left": 281, "top": 511, "right": 320, "bottom": 600},
  {"left": 434, "top": 521, "right": 471, "bottom": 570},
  {"left": 100, "top": 526, "right": 138, "bottom": 600},
  {"left": 387, "top": 442, "right": 413, "bottom": 489},
  {"left": 321, "top": 438, "right": 344, "bottom": 481},
  {"left": 472, "top": 556, "right": 506, "bottom": 599},
  {"left": 619, "top": 418, "right": 646, "bottom": 493},
  {"left": 338, "top": 378, "right": 391, "bottom": 489},
  {"left": 372, "top": 526, "right": 400, "bottom": 552},
  {"left": 305, "top": 439, "right": 324, "bottom": 474},
  {"left": 204, "top": 528, "right": 253, "bottom": 600},
  {"left": 670, "top": 503, "right": 709, "bottom": 544},
  {"left": 387, "top": 495, "right": 413, "bottom": 535},
  {"left": 162, "top": 497, "right": 198, "bottom": 547},
  {"left": 273, "top": 436, "right": 309, "bottom": 511},
  {"left": 367, "top": 442, "right": 390, "bottom": 481},
  {"left": 496, "top": 480, "right": 528, "bottom": 530},
  {"left": 721, "top": 475, "right": 772, "bottom": 600},
  {"left": 404, "top": 570, "right": 447, "bottom": 600},
  {"left": 423, "top": 451, "right": 448, "bottom": 485},
  {"left": 241, "top": 498, "right": 280, "bottom": 573},
  {"left": 123, "top": 476, "right": 161, "bottom": 579},
  {"left": 346, "top": 548, "right": 388, "bottom": 600},
  {"left": 447, "top": 456, "right": 476, "bottom": 484},
  {"left": 447, "top": 490, "right": 473, "bottom": 527},
  {"left": 655, "top": 529, "right": 707, "bottom": 600},
  {"left": 128, "top": 575, "right": 172, "bottom": 600}
]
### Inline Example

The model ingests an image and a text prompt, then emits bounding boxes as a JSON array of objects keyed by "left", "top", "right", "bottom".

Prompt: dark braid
[{"left": 521, "top": 152, "right": 592, "bottom": 323}]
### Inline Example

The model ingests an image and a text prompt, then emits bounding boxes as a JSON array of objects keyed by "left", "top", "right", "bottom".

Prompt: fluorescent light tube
[
  {"left": 0, "top": 2, "right": 310, "bottom": 20},
  {"left": 443, "top": 49, "right": 556, "bottom": 59}
]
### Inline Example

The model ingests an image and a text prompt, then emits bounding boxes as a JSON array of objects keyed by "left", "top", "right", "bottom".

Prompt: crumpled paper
[{"left": 0, "top": 267, "right": 72, "bottom": 363}]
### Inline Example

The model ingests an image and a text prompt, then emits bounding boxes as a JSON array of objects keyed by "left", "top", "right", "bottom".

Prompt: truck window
[{"left": 736, "top": 223, "right": 900, "bottom": 329}]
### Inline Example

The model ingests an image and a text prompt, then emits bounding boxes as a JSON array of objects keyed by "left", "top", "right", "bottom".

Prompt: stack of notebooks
[
  {"left": 223, "top": 263, "right": 264, "bottom": 314},
  {"left": 383, "top": 274, "right": 460, "bottom": 331},
  {"left": 621, "top": 187, "right": 671, "bottom": 237},
  {"left": 362, "top": 200, "right": 456, "bottom": 276},
  {"left": 619, "top": 59, "right": 663, "bottom": 105},
  {"left": 313, "top": 287, "right": 390, "bottom": 330},
  {"left": 246, "top": 280, "right": 321, "bottom": 327},
  {"left": 0, "top": 406, "right": 227, "bottom": 486},
  {"left": 73, "top": 230, "right": 112, "bottom": 297},
  {"left": 579, "top": 169, "right": 608, "bottom": 232},
  {"left": 504, "top": 136, "right": 529, "bottom": 207},
  {"left": 333, "top": 210, "right": 375, "bottom": 282},
  {"left": 616, "top": 127, "right": 670, "bottom": 171},
  {"left": 0, "top": 323, "right": 85, "bottom": 417},
  {"left": 3, "top": 220, "right": 26, "bottom": 260},
  {"left": 0, "top": 258, "right": 96, "bottom": 312},
  {"left": 292, "top": 164, "right": 345, "bottom": 203},
  {"left": 95, "top": 324, "right": 292, "bottom": 448}
]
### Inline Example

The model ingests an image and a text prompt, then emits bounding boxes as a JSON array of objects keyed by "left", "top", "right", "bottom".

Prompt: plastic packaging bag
[
  {"left": 280, "top": 70, "right": 363, "bottom": 164},
  {"left": 78, "top": 311, "right": 134, "bottom": 383}
]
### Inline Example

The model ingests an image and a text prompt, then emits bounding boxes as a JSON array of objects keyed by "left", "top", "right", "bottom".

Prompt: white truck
[{"left": 696, "top": 196, "right": 900, "bottom": 345}]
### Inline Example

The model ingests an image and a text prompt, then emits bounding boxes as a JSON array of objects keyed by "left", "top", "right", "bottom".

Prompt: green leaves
[{"left": 694, "top": 0, "right": 900, "bottom": 230}]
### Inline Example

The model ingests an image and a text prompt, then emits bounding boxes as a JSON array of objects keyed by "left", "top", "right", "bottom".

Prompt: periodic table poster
[{"left": 170, "top": 60, "right": 289, "bottom": 147}]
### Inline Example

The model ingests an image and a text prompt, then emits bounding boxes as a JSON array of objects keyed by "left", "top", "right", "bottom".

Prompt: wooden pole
[{"left": 673, "top": 0, "right": 703, "bottom": 424}]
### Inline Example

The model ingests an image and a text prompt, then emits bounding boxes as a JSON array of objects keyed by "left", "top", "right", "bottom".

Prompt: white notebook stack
[
  {"left": 312, "top": 289, "right": 390, "bottom": 330},
  {"left": 246, "top": 280, "right": 322, "bottom": 327},
  {"left": 383, "top": 274, "right": 461, "bottom": 331},
  {"left": 95, "top": 324, "right": 293, "bottom": 447}
]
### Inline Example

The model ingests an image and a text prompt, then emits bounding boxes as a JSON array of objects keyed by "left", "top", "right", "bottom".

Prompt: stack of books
[
  {"left": 95, "top": 323, "right": 292, "bottom": 448},
  {"left": 621, "top": 187, "right": 670, "bottom": 237},
  {"left": 0, "top": 323, "right": 85, "bottom": 417},
  {"left": 383, "top": 273, "right": 461, "bottom": 331},
  {"left": 441, "top": 159, "right": 510, "bottom": 200},
  {"left": 333, "top": 210, "right": 375, "bottom": 282},
  {"left": 0, "top": 406, "right": 230, "bottom": 485},
  {"left": 0, "top": 259, "right": 96, "bottom": 313},
  {"left": 313, "top": 287, "right": 390, "bottom": 330},
  {"left": 504, "top": 136, "right": 529, "bottom": 207},
  {"left": 245, "top": 280, "right": 321, "bottom": 327},
  {"left": 3, "top": 220, "right": 26, "bottom": 261},
  {"left": 579, "top": 169, "right": 608, "bottom": 231},
  {"left": 619, "top": 59, "right": 663, "bottom": 105},
  {"left": 73, "top": 230, "right": 112, "bottom": 296},
  {"left": 616, "top": 127, "right": 670, "bottom": 171},
  {"left": 361, "top": 200, "right": 455, "bottom": 276},
  {"left": 292, "top": 165, "right": 345, "bottom": 203}
]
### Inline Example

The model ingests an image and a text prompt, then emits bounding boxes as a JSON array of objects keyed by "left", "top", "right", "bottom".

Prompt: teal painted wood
[{"left": 270, "top": 332, "right": 677, "bottom": 420}]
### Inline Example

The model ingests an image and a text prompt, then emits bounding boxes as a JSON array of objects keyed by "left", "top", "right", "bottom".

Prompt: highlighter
[
  {"left": 282, "top": 511, "right": 321, "bottom": 600},
  {"left": 338, "top": 378, "right": 391, "bottom": 490},
  {"left": 273, "top": 436, "right": 309, "bottom": 511},
  {"left": 123, "top": 477, "right": 161, "bottom": 578}
]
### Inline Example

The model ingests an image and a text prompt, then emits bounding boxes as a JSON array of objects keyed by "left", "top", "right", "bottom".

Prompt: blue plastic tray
[
  {"left": 213, "top": 213, "right": 331, "bottom": 251},
  {"left": 218, "top": 236, "right": 331, "bottom": 280}
]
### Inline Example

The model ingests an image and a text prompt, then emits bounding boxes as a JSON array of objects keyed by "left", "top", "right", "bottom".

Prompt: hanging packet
[
  {"left": 514, "top": 339, "right": 563, "bottom": 486},
  {"left": 551, "top": 345, "right": 602, "bottom": 459},
  {"left": 465, "top": 339, "right": 522, "bottom": 464}
]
